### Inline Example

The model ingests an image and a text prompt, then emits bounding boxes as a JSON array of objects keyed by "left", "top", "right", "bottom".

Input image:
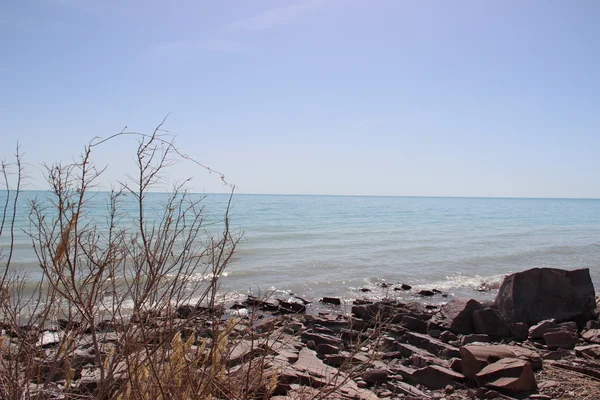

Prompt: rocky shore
[{"left": 3, "top": 267, "right": 600, "bottom": 399}]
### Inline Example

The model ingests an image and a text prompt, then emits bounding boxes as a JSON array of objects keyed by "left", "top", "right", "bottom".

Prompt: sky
[{"left": 1, "top": 0, "right": 599, "bottom": 198}]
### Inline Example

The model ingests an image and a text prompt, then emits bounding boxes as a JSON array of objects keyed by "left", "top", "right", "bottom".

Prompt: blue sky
[{"left": 1, "top": 0, "right": 599, "bottom": 197}]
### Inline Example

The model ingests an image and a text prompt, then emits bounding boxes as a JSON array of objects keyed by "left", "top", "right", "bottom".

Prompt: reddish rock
[
  {"left": 476, "top": 358, "right": 537, "bottom": 392},
  {"left": 575, "top": 344, "right": 600, "bottom": 359},
  {"left": 582, "top": 328, "right": 600, "bottom": 344},
  {"left": 361, "top": 368, "right": 389, "bottom": 385},
  {"left": 440, "top": 330, "right": 458, "bottom": 343},
  {"left": 405, "top": 331, "right": 461, "bottom": 359},
  {"left": 508, "top": 322, "right": 529, "bottom": 341},
  {"left": 320, "top": 297, "right": 341, "bottom": 306},
  {"left": 460, "top": 334, "right": 490, "bottom": 346},
  {"left": 436, "top": 298, "right": 482, "bottom": 334},
  {"left": 460, "top": 344, "right": 542, "bottom": 380},
  {"left": 543, "top": 330, "right": 579, "bottom": 350},
  {"left": 401, "top": 315, "right": 428, "bottom": 333},
  {"left": 412, "top": 365, "right": 466, "bottom": 389},
  {"left": 494, "top": 268, "right": 596, "bottom": 326},
  {"left": 473, "top": 308, "right": 511, "bottom": 337},
  {"left": 529, "top": 319, "right": 558, "bottom": 339}
]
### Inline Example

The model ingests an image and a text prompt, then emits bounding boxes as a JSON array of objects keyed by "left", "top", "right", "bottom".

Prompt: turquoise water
[{"left": 2, "top": 191, "right": 600, "bottom": 303}]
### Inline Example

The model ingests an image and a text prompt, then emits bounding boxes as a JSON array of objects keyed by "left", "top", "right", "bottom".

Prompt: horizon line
[{"left": 6, "top": 189, "right": 600, "bottom": 201}]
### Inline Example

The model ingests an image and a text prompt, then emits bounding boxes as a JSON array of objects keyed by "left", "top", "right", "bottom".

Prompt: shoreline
[{"left": 3, "top": 267, "right": 600, "bottom": 399}]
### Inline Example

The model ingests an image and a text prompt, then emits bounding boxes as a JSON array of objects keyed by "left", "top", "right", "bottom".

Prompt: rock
[
  {"left": 529, "top": 319, "right": 558, "bottom": 339},
  {"left": 508, "top": 322, "right": 528, "bottom": 341},
  {"left": 575, "top": 344, "right": 600, "bottom": 359},
  {"left": 428, "top": 329, "right": 442, "bottom": 338},
  {"left": 361, "top": 368, "right": 389, "bottom": 384},
  {"left": 494, "top": 268, "right": 596, "bottom": 325},
  {"left": 473, "top": 308, "right": 510, "bottom": 337},
  {"left": 405, "top": 331, "right": 460, "bottom": 359},
  {"left": 316, "top": 343, "right": 339, "bottom": 355},
  {"left": 436, "top": 298, "right": 482, "bottom": 334},
  {"left": 359, "top": 288, "right": 371, "bottom": 292},
  {"left": 300, "top": 332, "right": 342, "bottom": 348},
  {"left": 418, "top": 290, "right": 435, "bottom": 297},
  {"left": 460, "top": 344, "right": 542, "bottom": 380},
  {"left": 320, "top": 297, "right": 341, "bottom": 306},
  {"left": 543, "top": 330, "right": 579, "bottom": 350},
  {"left": 277, "top": 300, "right": 306, "bottom": 314},
  {"left": 291, "top": 348, "right": 378, "bottom": 399},
  {"left": 385, "top": 381, "right": 431, "bottom": 398},
  {"left": 401, "top": 316, "right": 428, "bottom": 333},
  {"left": 36, "top": 331, "right": 61, "bottom": 348},
  {"left": 460, "top": 334, "right": 490, "bottom": 346},
  {"left": 400, "top": 284, "right": 412, "bottom": 290},
  {"left": 475, "top": 358, "right": 537, "bottom": 392},
  {"left": 449, "top": 357, "right": 462, "bottom": 373},
  {"left": 440, "top": 330, "right": 458, "bottom": 343},
  {"left": 585, "top": 320, "right": 600, "bottom": 330},
  {"left": 582, "top": 328, "right": 600, "bottom": 344},
  {"left": 412, "top": 365, "right": 465, "bottom": 389}
]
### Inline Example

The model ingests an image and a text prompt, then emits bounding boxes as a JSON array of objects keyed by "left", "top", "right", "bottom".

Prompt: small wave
[{"left": 410, "top": 273, "right": 507, "bottom": 293}]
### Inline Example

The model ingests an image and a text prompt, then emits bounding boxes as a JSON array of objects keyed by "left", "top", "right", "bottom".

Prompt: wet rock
[
  {"left": 473, "top": 308, "right": 510, "bottom": 337},
  {"left": 277, "top": 300, "right": 306, "bottom": 314},
  {"left": 359, "top": 288, "right": 371, "bottom": 292},
  {"left": 495, "top": 267, "right": 596, "bottom": 326},
  {"left": 436, "top": 298, "right": 483, "bottom": 335},
  {"left": 475, "top": 358, "right": 537, "bottom": 392},
  {"left": 320, "top": 297, "right": 341, "bottom": 306},
  {"left": 418, "top": 290, "right": 435, "bottom": 297}
]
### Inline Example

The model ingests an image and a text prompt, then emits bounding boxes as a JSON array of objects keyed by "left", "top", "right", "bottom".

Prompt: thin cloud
[
  {"left": 140, "top": 38, "right": 252, "bottom": 61},
  {"left": 224, "top": 0, "right": 327, "bottom": 32}
]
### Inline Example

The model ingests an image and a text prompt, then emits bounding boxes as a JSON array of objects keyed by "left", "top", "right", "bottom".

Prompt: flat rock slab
[
  {"left": 575, "top": 344, "right": 600, "bottom": 359},
  {"left": 543, "top": 330, "right": 579, "bottom": 350},
  {"left": 412, "top": 364, "right": 465, "bottom": 389},
  {"left": 405, "top": 331, "right": 460, "bottom": 359},
  {"left": 460, "top": 344, "right": 542, "bottom": 379},
  {"left": 476, "top": 358, "right": 537, "bottom": 392}
]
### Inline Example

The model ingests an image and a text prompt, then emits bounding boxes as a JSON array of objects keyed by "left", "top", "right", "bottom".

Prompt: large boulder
[{"left": 494, "top": 268, "right": 596, "bottom": 326}]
